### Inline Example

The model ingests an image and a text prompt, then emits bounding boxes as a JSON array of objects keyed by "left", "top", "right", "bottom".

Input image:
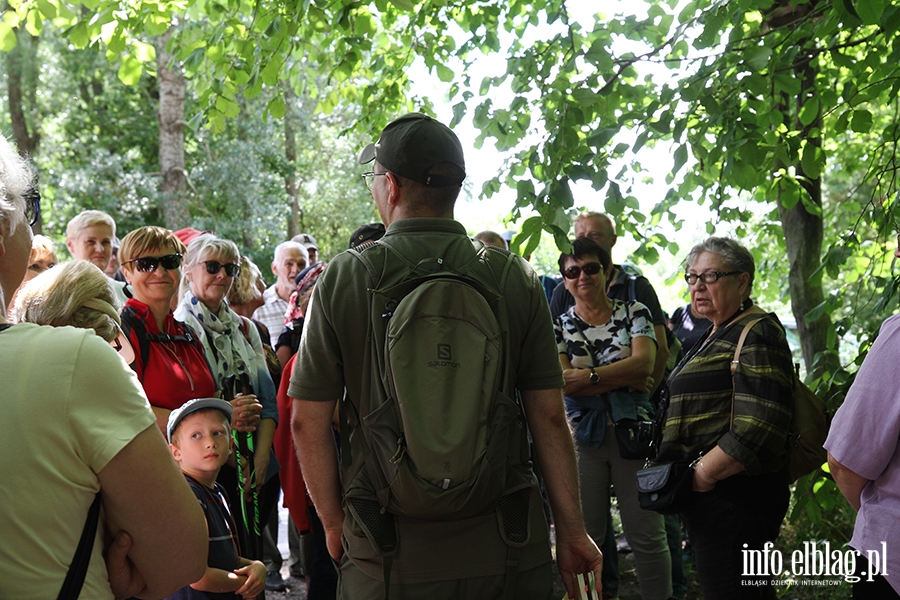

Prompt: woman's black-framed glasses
[
  {"left": 563, "top": 262, "right": 603, "bottom": 280},
  {"left": 684, "top": 271, "right": 740, "bottom": 285},
  {"left": 361, "top": 171, "right": 388, "bottom": 191},
  {"left": 125, "top": 254, "right": 183, "bottom": 273},
  {"left": 24, "top": 188, "right": 40, "bottom": 227},
  {"left": 202, "top": 260, "right": 241, "bottom": 277}
]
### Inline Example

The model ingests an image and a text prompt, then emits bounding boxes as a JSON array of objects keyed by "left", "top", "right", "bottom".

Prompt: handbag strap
[
  {"left": 57, "top": 494, "right": 101, "bottom": 600},
  {"left": 729, "top": 314, "right": 768, "bottom": 428}
]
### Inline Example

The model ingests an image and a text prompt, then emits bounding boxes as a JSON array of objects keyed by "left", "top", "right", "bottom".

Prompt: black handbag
[
  {"left": 614, "top": 418, "right": 653, "bottom": 460},
  {"left": 634, "top": 378, "right": 700, "bottom": 514},
  {"left": 635, "top": 457, "right": 698, "bottom": 514}
]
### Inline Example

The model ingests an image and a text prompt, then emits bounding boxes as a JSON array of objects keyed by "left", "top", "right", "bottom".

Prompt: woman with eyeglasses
[
  {"left": 0, "top": 136, "right": 207, "bottom": 598},
  {"left": 118, "top": 226, "right": 218, "bottom": 434},
  {"left": 554, "top": 237, "right": 672, "bottom": 600},
  {"left": 657, "top": 237, "right": 793, "bottom": 599},
  {"left": 175, "top": 233, "right": 280, "bottom": 563}
]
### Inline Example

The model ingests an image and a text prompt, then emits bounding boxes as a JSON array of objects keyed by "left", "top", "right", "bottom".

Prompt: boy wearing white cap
[{"left": 167, "top": 399, "right": 266, "bottom": 599}]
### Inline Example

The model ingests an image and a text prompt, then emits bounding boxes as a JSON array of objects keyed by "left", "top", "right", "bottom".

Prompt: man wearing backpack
[{"left": 289, "top": 113, "right": 602, "bottom": 599}]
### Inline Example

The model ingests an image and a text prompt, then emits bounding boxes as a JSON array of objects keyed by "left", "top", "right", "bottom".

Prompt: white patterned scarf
[{"left": 174, "top": 290, "right": 267, "bottom": 392}]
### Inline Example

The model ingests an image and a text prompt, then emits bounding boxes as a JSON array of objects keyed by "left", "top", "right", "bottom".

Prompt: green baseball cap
[{"left": 358, "top": 113, "right": 466, "bottom": 188}]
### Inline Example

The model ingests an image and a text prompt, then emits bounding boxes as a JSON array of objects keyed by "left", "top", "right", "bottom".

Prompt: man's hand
[
  {"left": 556, "top": 534, "right": 603, "bottom": 599},
  {"left": 325, "top": 524, "right": 344, "bottom": 562}
]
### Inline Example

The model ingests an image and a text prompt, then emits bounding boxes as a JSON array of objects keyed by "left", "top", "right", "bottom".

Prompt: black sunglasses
[
  {"left": 125, "top": 254, "right": 183, "bottom": 272},
  {"left": 24, "top": 188, "right": 40, "bottom": 227},
  {"left": 563, "top": 262, "right": 603, "bottom": 280},
  {"left": 202, "top": 260, "right": 241, "bottom": 277}
]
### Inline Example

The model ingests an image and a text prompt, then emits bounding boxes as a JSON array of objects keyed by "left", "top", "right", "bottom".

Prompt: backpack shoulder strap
[
  {"left": 119, "top": 305, "right": 151, "bottom": 372},
  {"left": 627, "top": 274, "right": 637, "bottom": 302}
]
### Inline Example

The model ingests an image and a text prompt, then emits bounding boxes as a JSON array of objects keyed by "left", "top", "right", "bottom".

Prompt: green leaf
[
  {"left": 800, "top": 144, "right": 825, "bottom": 179},
  {"left": 730, "top": 160, "right": 758, "bottom": 190},
  {"left": 672, "top": 144, "right": 688, "bottom": 176},
  {"left": 0, "top": 22, "right": 16, "bottom": 52},
  {"left": 389, "top": 0, "right": 414, "bottom": 10},
  {"left": 268, "top": 94, "right": 286, "bottom": 119},
  {"left": 216, "top": 95, "right": 241, "bottom": 118},
  {"left": 36, "top": 0, "right": 56, "bottom": 19},
  {"left": 744, "top": 46, "right": 771, "bottom": 71},
  {"left": 435, "top": 64, "right": 454, "bottom": 83},
  {"left": 858, "top": 0, "right": 886, "bottom": 25},
  {"left": 798, "top": 96, "right": 820, "bottom": 127},
  {"left": 117, "top": 55, "right": 143, "bottom": 86},
  {"left": 67, "top": 21, "right": 90, "bottom": 49},
  {"left": 850, "top": 109, "right": 873, "bottom": 133}
]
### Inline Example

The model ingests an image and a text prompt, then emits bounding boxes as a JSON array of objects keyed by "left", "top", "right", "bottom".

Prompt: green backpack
[{"left": 345, "top": 239, "right": 533, "bottom": 521}]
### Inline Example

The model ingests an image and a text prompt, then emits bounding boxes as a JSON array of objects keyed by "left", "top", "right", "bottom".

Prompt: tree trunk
[
  {"left": 156, "top": 28, "right": 189, "bottom": 229},
  {"left": 283, "top": 86, "right": 301, "bottom": 238},
  {"left": 7, "top": 27, "right": 41, "bottom": 231},
  {"left": 776, "top": 51, "right": 830, "bottom": 379}
]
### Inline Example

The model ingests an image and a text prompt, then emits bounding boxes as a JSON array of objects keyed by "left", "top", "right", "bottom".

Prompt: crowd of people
[{"left": 0, "top": 110, "right": 891, "bottom": 600}]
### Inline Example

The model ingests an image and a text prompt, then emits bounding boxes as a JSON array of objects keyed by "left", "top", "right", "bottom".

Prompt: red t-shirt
[{"left": 123, "top": 298, "right": 217, "bottom": 410}]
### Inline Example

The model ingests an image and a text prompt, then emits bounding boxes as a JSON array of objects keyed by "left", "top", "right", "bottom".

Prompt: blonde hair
[
  {"left": 15, "top": 260, "right": 122, "bottom": 342},
  {"left": 66, "top": 210, "right": 117, "bottom": 240},
  {"left": 227, "top": 255, "right": 264, "bottom": 306},
  {"left": 29, "top": 234, "right": 58, "bottom": 266},
  {"left": 0, "top": 136, "right": 35, "bottom": 236},
  {"left": 119, "top": 226, "right": 186, "bottom": 265}
]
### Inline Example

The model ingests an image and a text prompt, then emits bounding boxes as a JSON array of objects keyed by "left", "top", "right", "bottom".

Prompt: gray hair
[
  {"left": 274, "top": 240, "right": 308, "bottom": 265},
  {"left": 66, "top": 210, "right": 117, "bottom": 239},
  {"left": 181, "top": 233, "right": 241, "bottom": 297},
  {"left": 0, "top": 136, "right": 35, "bottom": 236},
  {"left": 15, "top": 260, "right": 122, "bottom": 342},
  {"left": 686, "top": 237, "right": 755, "bottom": 289}
]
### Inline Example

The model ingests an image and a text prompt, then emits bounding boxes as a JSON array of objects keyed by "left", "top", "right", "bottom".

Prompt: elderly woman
[
  {"left": 658, "top": 237, "right": 793, "bottom": 599},
  {"left": 555, "top": 237, "right": 671, "bottom": 600},
  {"left": 0, "top": 136, "right": 206, "bottom": 597},
  {"left": 118, "top": 226, "right": 220, "bottom": 433},
  {"left": 175, "top": 233, "right": 280, "bottom": 559}
]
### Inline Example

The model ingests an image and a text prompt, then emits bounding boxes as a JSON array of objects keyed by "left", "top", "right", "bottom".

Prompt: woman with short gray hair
[{"left": 657, "top": 236, "right": 793, "bottom": 598}]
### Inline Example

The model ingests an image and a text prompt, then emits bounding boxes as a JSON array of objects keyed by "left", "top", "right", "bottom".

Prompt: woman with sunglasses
[
  {"left": 119, "top": 226, "right": 218, "bottom": 433},
  {"left": 175, "top": 233, "right": 280, "bottom": 563},
  {"left": 554, "top": 237, "right": 672, "bottom": 600}
]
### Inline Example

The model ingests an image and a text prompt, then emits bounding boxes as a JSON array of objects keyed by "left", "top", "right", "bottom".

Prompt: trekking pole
[{"left": 236, "top": 373, "right": 262, "bottom": 560}]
